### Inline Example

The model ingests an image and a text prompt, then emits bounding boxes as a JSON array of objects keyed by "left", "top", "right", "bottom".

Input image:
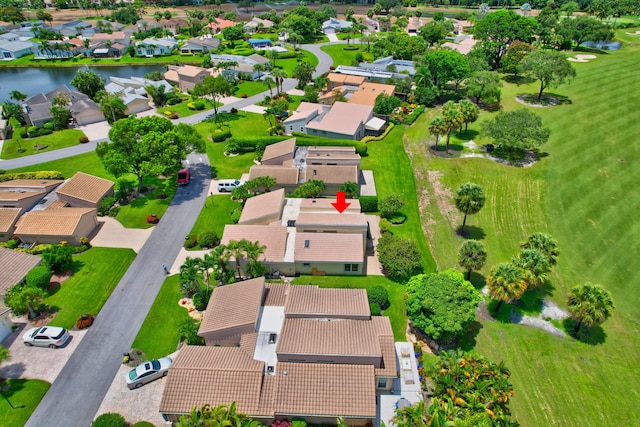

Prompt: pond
[{"left": 0, "top": 64, "right": 165, "bottom": 103}]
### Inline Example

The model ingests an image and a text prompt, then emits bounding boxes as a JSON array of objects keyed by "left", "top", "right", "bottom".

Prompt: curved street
[{"left": 21, "top": 42, "right": 339, "bottom": 426}]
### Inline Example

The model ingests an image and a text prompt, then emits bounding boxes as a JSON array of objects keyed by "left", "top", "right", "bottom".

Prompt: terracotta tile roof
[
  {"left": 164, "top": 69, "right": 179, "bottom": 83},
  {"left": 371, "top": 316, "right": 398, "bottom": 377},
  {"left": 294, "top": 232, "right": 363, "bottom": 263},
  {"left": 0, "top": 190, "right": 44, "bottom": 201},
  {"left": 274, "top": 362, "right": 376, "bottom": 418},
  {"left": 304, "top": 165, "right": 358, "bottom": 185},
  {"left": 46, "top": 200, "right": 69, "bottom": 210},
  {"left": 262, "top": 138, "right": 296, "bottom": 164},
  {"left": 0, "top": 208, "right": 20, "bottom": 234},
  {"left": 221, "top": 225, "right": 289, "bottom": 262},
  {"left": 284, "top": 285, "right": 369, "bottom": 317},
  {"left": 263, "top": 282, "right": 290, "bottom": 306},
  {"left": 277, "top": 318, "right": 381, "bottom": 357},
  {"left": 305, "top": 102, "right": 373, "bottom": 136},
  {"left": 239, "top": 189, "right": 285, "bottom": 225},
  {"left": 160, "top": 345, "right": 267, "bottom": 415},
  {"left": 14, "top": 208, "right": 96, "bottom": 236},
  {"left": 240, "top": 332, "right": 259, "bottom": 355},
  {"left": 349, "top": 82, "right": 396, "bottom": 106},
  {"left": 307, "top": 145, "right": 356, "bottom": 154},
  {"left": 0, "top": 247, "right": 41, "bottom": 295},
  {"left": 176, "top": 64, "right": 208, "bottom": 78},
  {"left": 327, "top": 72, "right": 366, "bottom": 87},
  {"left": 249, "top": 165, "right": 299, "bottom": 185},
  {"left": 283, "top": 102, "right": 325, "bottom": 123},
  {"left": 299, "top": 198, "right": 361, "bottom": 212},
  {"left": 0, "top": 179, "right": 63, "bottom": 192},
  {"left": 295, "top": 212, "right": 368, "bottom": 227},
  {"left": 198, "top": 277, "right": 265, "bottom": 336},
  {"left": 55, "top": 172, "right": 114, "bottom": 205}
]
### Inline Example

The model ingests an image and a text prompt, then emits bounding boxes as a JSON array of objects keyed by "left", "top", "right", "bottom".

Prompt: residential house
[
  {"left": 0, "top": 32, "right": 19, "bottom": 42},
  {"left": 238, "top": 188, "right": 285, "bottom": 225},
  {"left": 406, "top": 17, "right": 425, "bottom": 35},
  {"left": 104, "top": 76, "right": 170, "bottom": 114},
  {"left": 68, "top": 98, "right": 107, "bottom": 125},
  {"left": 0, "top": 248, "right": 41, "bottom": 297},
  {"left": 160, "top": 18, "right": 187, "bottom": 35},
  {"left": 0, "top": 208, "right": 21, "bottom": 242},
  {"left": 333, "top": 65, "right": 410, "bottom": 84},
  {"left": 326, "top": 72, "right": 366, "bottom": 91},
  {"left": 360, "top": 56, "right": 416, "bottom": 76},
  {"left": 164, "top": 65, "right": 212, "bottom": 92},
  {"left": 83, "top": 32, "right": 131, "bottom": 58},
  {"left": 0, "top": 39, "right": 34, "bottom": 60},
  {"left": 260, "top": 138, "right": 296, "bottom": 166},
  {"left": 160, "top": 279, "right": 405, "bottom": 424},
  {"left": 135, "top": 37, "right": 177, "bottom": 57},
  {"left": 284, "top": 101, "right": 378, "bottom": 141},
  {"left": 248, "top": 166, "right": 300, "bottom": 190},
  {"left": 243, "top": 17, "right": 274, "bottom": 33},
  {"left": 55, "top": 172, "right": 114, "bottom": 209},
  {"left": 179, "top": 36, "right": 220, "bottom": 54},
  {"left": 135, "top": 20, "right": 161, "bottom": 32},
  {"left": 22, "top": 85, "right": 105, "bottom": 126},
  {"left": 51, "top": 20, "right": 91, "bottom": 38},
  {"left": 322, "top": 18, "right": 352, "bottom": 34},
  {"left": 349, "top": 82, "right": 396, "bottom": 107},
  {"left": 248, "top": 38, "right": 272, "bottom": 49},
  {"left": 13, "top": 207, "right": 99, "bottom": 245},
  {"left": 303, "top": 165, "right": 360, "bottom": 196},
  {"left": 206, "top": 17, "right": 236, "bottom": 33},
  {"left": 209, "top": 53, "right": 269, "bottom": 80},
  {"left": 442, "top": 35, "right": 478, "bottom": 55},
  {"left": 34, "top": 39, "right": 84, "bottom": 59}
]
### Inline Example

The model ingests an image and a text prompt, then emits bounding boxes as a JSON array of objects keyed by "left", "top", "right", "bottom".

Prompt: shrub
[
  {"left": 360, "top": 196, "right": 379, "bottom": 213},
  {"left": 19, "top": 129, "right": 27, "bottom": 138},
  {"left": 42, "top": 244, "right": 74, "bottom": 274},
  {"left": 108, "top": 206, "right": 119, "bottom": 217},
  {"left": 146, "top": 214, "right": 159, "bottom": 224},
  {"left": 379, "top": 194, "right": 404, "bottom": 219},
  {"left": 91, "top": 412, "right": 126, "bottom": 427},
  {"left": 193, "top": 101, "right": 205, "bottom": 110},
  {"left": 230, "top": 107, "right": 238, "bottom": 114},
  {"left": 29, "top": 244, "right": 52, "bottom": 254},
  {"left": 197, "top": 231, "right": 218, "bottom": 248},
  {"left": 75, "top": 313, "right": 95, "bottom": 329},
  {"left": 368, "top": 285, "right": 390, "bottom": 310},
  {"left": 388, "top": 213, "right": 407, "bottom": 225},
  {"left": 241, "top": 93, "right": 248, "bottom": 98},
  {"left": 180, "top": 317, "right": 205, "bottom": 345},
  {"left": 272, "top": 421, "right": 292, "bottom": 427},
  {"left": 163, "top": 110, "right": 173, "bottom": 116},
  {"left": 170, "top": 112, "right": 179, "bottom": 120},
  {"left": 27, "top": 126, "right": 38, "bottom": 137},
  {"left": 361, "top": 122, "right": 395, "bottom": 143},
  {"left": 292, "top": 420, "right": 307, "bottom": 427},
  {"left": 43, "top": 122, "right": 55, "bottom": 130},
  {"left": 26, "top": 266, "right": 51, "bottom": 290},
  {"left": 403, "top": 105, "right": 425, "bottom": 125},
  {"left": 79, "top": 135, "right": 90, "bottom": 143},
  {"left": 0, "top": 171, "right": 64, "bottom": 182},
  {"left": 167, "top": 97, "right": 180, "bottom": 105},
  {"left": 379, "top": 218, "right": 393, "bottom": 234},
  {"left": 6, "top": 239, "right": 19, "bottom": 249},
  {"left": 131, "top": 423, "right": 155, "bottom": 427},
  {"left": 184, "top": 234, "right": 198, "bottom": 249},
  {"left": 36, "top": 128, "right": 53, "bottom": 136},
  {"left": 211, "top": 129, "right": 232, "bottom": 142},
  {"left": 192, "top": 293, "right": 210, "bottom": 311},
  {"left": 230, "top": 209, "right": 241, "bottom": 224},
  {"left": 99, "top": 197, "right": 116, "bottom": 216},
  {"left": 4, "top": 284, "right": 46, "bottom": 317},
  {"left": 370, "top": 302, "right": 381, "bottom": 315},
  {"left": 187, "top": 102, "right": 196, "bottom": 110},
  {"left": 377, "top": 233, "right": 423, "bottom": 282}
]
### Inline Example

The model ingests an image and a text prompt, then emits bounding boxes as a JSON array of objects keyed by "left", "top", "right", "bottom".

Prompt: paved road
[{"left": 25, "top": 152, "right": 210, "bottom": 427}]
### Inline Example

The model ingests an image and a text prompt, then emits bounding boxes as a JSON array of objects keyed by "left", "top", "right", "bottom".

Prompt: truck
[{"left": 177, "top": 168, "right": 190, "bottom": 185}]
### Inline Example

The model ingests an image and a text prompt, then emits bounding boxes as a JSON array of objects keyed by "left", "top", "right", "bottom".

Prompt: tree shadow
[
  {"left": 574, "top": 45, "right": 610, "bottom": 55},
  {"left": 456, "top": 129, "right": 479, "bottom": 141},
  {"left": 467, "top": 271, "right": 486, "bottom": 291},
  {"left": 502, "top": 75, "right": 537, "bottom": 85},
  {"left": 513, "top": 287, "right": 546, "bottom": 316},
  {"left": 458, "top": 320, "right": 483, "bottom": 351},
  {"left": 456, "top": 225, "right": 486, "bottom": 240},
  {"left": 71, "top": 259, "right": 85, "bottom": 273},
  {"left": 486, "top": 299, "right": 514, "bottom": 324},
  {"left": 563, "top": 318, "right": 607, "bottom": 345}
]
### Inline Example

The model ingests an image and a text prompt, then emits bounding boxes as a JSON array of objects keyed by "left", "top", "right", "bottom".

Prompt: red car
[{"left": 177, "top": 168, "right": 190, "bottom": 185}]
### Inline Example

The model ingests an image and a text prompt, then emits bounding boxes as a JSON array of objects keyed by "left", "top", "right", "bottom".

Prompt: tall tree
[
  {"left": 97, "top": 91, "right": 127, "bottom": 124},
  {"left": 70, "top": 69, "right": 106, "bottom": 101},
  {"left": 521, "top": 232, "right": 559, "bottom": 267},
  {"left": 454, "top": 182, "right": 485, "bottom": 232},
  {"left": 567, "top": 284, "right": 615, "bottom": 333},
  {"left": 501, "top": 41, "right": 535, "bottom": 78},
  {"left": 292, "top": 61, "right": 315, "bottom": 90},
  {"left": 428, "top": 116, "right": 446, "bottom": 147},
  {"left": 439, "top": 101, "right": 464, "bottom": 153},
  {"left": 9, "top": 90, "right": 27, "bottom": 102},
  {"left": 176, "top": 403, "right": 262, "bottom": 427},
  {"left": 179, "top": 257, "right": 203, "bottom": 298},
  {"left": 423, "top": 49, "right": 470, "bottom": 91},
  {"left": 487, "top": 262, "right": 527, "bottom": 311},
  {"left": 458, "top": 239, "right": 487, "bottom": 280},
  {"left": 192, "top": 76, "right": 235, "bottom": 115},
  {"left": 458, "top": 99, "right": 480, "bottom": 132},
  {"left": 98, "top": 116, "right": 205, "bottom": 189},
  {"left": 270, "top": 68, "right": 288, "bottom": 95},
  {"left": 145, "top": 84, "right": 169, "bottom": 107},
  {"left": 483, "top": 109, "right": 550, "bottom": 151},
  {"left": 513, "top": 248, "right": 550, "bottom": 288},
  {"left": 262, "top": 76, "right": 275, "bottom": 97},
  {"left": 519, "top": 50, "right": 576, "bottom": 101},
  {"left": 465, "top": 70, "right": 503, "bottom": 105},
  {"left": 49, "top": 93, "right": 72, "bottom": 130}
]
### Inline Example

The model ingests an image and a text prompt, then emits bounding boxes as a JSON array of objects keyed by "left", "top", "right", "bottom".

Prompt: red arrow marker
[{"left": 331, "top": 191, "right": 350, "bottom": 213}]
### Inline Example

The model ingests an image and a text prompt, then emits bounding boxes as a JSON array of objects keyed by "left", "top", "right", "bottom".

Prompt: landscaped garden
[
  {"left": 186, "top": 195, "right": 241, "bottom": 250},
  {"left": 320, "top": 44, "right": 374, "bottom": 68},
  {"left": 1, "top": 122, "right": 87, "bottom": 160}
]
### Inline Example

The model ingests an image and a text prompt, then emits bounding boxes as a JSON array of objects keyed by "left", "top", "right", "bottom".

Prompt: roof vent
[
  {"left": 283, "top": 371, "right": 288, "bottom": 376},
  {"left": 304, "top": 240, "right": 310, "bottom": 248}
]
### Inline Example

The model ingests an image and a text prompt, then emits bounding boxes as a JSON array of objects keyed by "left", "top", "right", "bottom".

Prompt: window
[
  {"left": 345, "top": 264, "right": 359, "bottom": 272},
  {"left": 302, "top": 263, "right": 310, "bottom": 267},
  {"left": 289, "top": 125, "right": 293, "bottom": 131},
  {"left": 377, "top": 378, "right": 388, "bottom": 388}
]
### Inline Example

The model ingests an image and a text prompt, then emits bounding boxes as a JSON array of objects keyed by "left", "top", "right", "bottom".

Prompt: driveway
[
  {"left": 89, "top": 218, "right": 155, "bottom": 253},
  {"left": 0, "top": 319, "right": 87, "bottom": 384},
  {"left": 78, "top": 121, "right": 111, "bottom": 142},
  {"left": 94, "top": 351, "right": 179, "bottom": 427}
]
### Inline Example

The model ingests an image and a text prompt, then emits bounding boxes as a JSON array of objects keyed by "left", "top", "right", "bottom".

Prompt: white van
[{"left": 217, "top": 179, "right": 242, "bottom": 192}]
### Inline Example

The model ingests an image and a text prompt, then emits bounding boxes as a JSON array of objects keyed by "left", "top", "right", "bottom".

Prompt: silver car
[
  {"left": 126, "top": 357, "right": 173, "bottom": 389},
  {"left": 23, "top": 326, "right": 71, "bottom": 348}
]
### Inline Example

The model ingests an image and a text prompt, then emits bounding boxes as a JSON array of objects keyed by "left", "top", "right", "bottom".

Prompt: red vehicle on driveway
[{"left": 177, "top": 168, "right": 190, "bottom": 185}]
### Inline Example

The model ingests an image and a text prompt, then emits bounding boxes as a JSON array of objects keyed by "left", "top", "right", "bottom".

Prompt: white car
[
  {"left": 126, "top": 357, "right": 173, "bottom": 389},
  {"left": 23, "top": 326, "right": 71, "bottom": 348}
]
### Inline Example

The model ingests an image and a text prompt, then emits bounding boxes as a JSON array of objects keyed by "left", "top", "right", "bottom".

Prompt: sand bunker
[{"left": 567, "top": 54, "right": 597, "bottom": 62}]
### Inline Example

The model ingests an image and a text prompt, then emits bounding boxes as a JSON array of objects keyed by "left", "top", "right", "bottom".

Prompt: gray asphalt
[
  {"left": 21, "top": 41, "right": 340, "bottom": 426},
  {"left": 24, "top": 153, "right": 210, "bottom": 427}
]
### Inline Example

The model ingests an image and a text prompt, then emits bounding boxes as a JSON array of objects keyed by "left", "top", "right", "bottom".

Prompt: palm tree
[
  {"left": 454, "top": 183, "right": 485, "bottom": 233},
  {"left": 270, "top": 68, "right": 288, "bottom": 95},
  {"left": 9, "top": 90, "right": 27, "bottom": 102},
  {"left": 487, "top": 263, "right": 527, "bottom": 312},
  {"left": 521, "top": 232, "right": 560, "bottom": 267},
  {"left": 513, "top": 248, "right": 550, "bottom": 288},
  {"left": 179, "top": 257, "right": 202, "bottom": 297},
  {"left": 262, "top": 76, "right": 275, "bottom": 97},
  {"left": 413, "top": 66, "right": 431, "bottom": 88},
  {"left": 314, "top": 75, "right": 329, "bottom": 92},
  {"left": 176, "top": 402, "right": 262, "bottom": 427},
  {"left": 428, "top": 116, "right": 445, "bottom": 147},
  {"left": 226, "top": 239, "right": 248, "bottom": 279},
  {"left": 458, "top": 239, "right": 487, "bottom": 280},
  {"left": 567, "top": 284, "right": 614, "bottom": 333},
  {"left": 458, "top": 99, "right": 480, "bottom": 132},
  {"left": 244, "top": 240, "right": 266, "bottom": 278},
  {"left": 441, "top": 101, "right": 464, "bottom": 152},
  {"left": 252, "top": 63, "right": 266, "bottom": 79}
]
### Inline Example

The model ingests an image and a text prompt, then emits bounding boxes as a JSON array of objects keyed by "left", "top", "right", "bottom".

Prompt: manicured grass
[
  {"left": 187, "top": 195, "right": 241, "bottom": 250},
  {"left": 235, "top": 80, "right": 270, "bottom": 98},
  {"left": 131, "top": 275, "right": 189, "bottom": 359},
  {"left": 291, "top": 275, "right": 407, "bottom": 341},
  {"left": 406, "top": 34, "right": 640, "bottom": 426},
  {"left": 116, "top": 176, "right": 177, "bottom": 229},
  {"left": 0, "top": 379, "right": 50, "bottom": 427},
  {"left": 361, "top": 125, "right": 437, "bottom": 273},
  {"left": 1, "top": 128, "right": 86, "bottom": 160},
  {"left": 45, "top": 247, "right": 136, "bottom": 329},
  {"left": 274, "top": 49, "right": 319, "bottom": 76},
  {"left": 320, "top": 44, "right": 374, "bottom": 67},
  {"left": 6, "top": 151, "right": 114, "bottom": 179},
  {"left": 157, "top": 99, "right": 208, "bottom": 118},
  {"left": 0, "top": 52, "right": 202, "bottom": 67}
]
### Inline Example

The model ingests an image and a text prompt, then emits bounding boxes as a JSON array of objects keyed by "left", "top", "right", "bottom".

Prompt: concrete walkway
[
  {"left": 89, "top": 217, "right": 155, "bottom": 253},
  {"left": 171, "top": 248, "right": 212, "bottom": 275},
  {"left": 78, "top": 121, "right": 111, "bottom": 141},
  {"left": 25, "top": 152, "right": 211, "bottom": 427},
  {"left": 365, "top": 214, "right": 384, "bottom": 276}
]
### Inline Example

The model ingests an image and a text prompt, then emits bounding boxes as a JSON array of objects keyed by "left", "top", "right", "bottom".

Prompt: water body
[{"left": 0, "top": 64, "right": 164, "bottom": 102}]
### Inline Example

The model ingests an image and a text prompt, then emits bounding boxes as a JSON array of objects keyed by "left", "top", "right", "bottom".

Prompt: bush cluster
[
  {"left": 369, "top": 302, "right": 381, "bottom": 316},
  {"left": 184, "top": 235, "right": 198, "bottom": 249},
  {"left": 26, "top": 126, "right": 53, "bottom": 138},
  {"left": 91, "top": 413, "right": 126, "bottom": 427},
  {"left": 377, "top": 233, "right": 423, "bottom": 283},
  {"left": 359, "top": 196, "right": 379, "bottom": 213},
  {"left": 79, "top": 135, "right": 90, "bottom": 143},
  {"left": 26, "top": 266, "right": 51, "bottom": 290},
  {"left": 0, "top": 171, "right": 64, "bottom": 182},
  {"left": 211, "top": 129, "right": 232, "bottom": 142},
  {"left": 402, "top": 105, "right": 426, "bottom": 125},
  {"left": 98, "top": 197, "right": 116, "bottom": 216},
  {"left": 197, "top": 231, "right": 218, "bottom": 248},
  {"left": 361, "top": 123, "right": 395, "bottom": 144},
  {"left": 368, "top": 285, "right": 390, "bottom": 310},
  {"left": 75, "top": 313, "right": 95, "bottom": 329}
]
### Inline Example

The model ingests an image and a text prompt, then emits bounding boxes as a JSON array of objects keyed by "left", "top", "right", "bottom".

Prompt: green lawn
[
  {"left": 157, "top": 99, "right": 205, "bottom": 118},
  {"left": 406, "top": 30, "right": 640, "bottom": 426},
  {"left": 320, "top": 44, "right": 374, "bottom": 68},
  {"left": 6, "top": 151, "right": 113, "bottom": 179},
  {"left": 1, "top": 128, "right": 86, "bottom": 160},
  {"left": 274, "top": 49, "right": 319, "bottom": 76},
  {"left": 187, "top": 195, "right": 241, "bottom": 250},
  {"left": 45, "top": 247, "right": 136, "bottom": 329},
  {"left": 0, "top": 379, "right": 50, "bottom": 427},
  {"left": 0, "top": 52, "right": 202, "bottom": 67},
  {"left": 291, "top": 275, "right": 407, "bottom": 341},
  {"left": 115, "top": 176, "right": 178, "bottom": 229},
  {"left": 131, "top": 275, "right": 189, "bottom": 359},
  {"left": 235, "top": 80, "right": 270, "bottom": 98}
]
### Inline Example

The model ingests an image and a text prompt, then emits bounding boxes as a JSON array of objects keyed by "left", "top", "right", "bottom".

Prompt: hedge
[
  {"left": 361, "top": 122, "right": 395, "bottom": 144},
  {"left": 0, "top": 171, "right": 65, "bottom": 182},
  {"left": 211, "top": 129, "right": 232, "bottom": 142},
  {"left": 275, "top": 51, "right": 298, "bottom": 59},
  {"left": 403, "top": 105, "right": 426, "bottom": 125},
  {"left": 223, "top": 136, "right": 288, "bottom": 153},
  {"left": 26, "top": 266, "right": 51, "bottom": 290},
  {"left": 291, "top": 133, "right": 368, "bottom": 156},
  {"left": 359, "top": 195, "right": 379, "bottom": 213}
]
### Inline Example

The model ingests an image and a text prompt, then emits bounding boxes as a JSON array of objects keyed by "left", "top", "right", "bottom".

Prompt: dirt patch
[
  {"left": 476, "top": 300, "right": 495, "bottom": 322},
  {"left": 28, "top": 310, "right": 58, "bottom": 327},
  {"left": 51, "top": 271, "right": 72, "bottom": 285},
  {"left": 427, "top": 170, "right": 461, "bottom": 229},
  {"left": 405, "top": 322, "right": 434, "bottom": 355}
]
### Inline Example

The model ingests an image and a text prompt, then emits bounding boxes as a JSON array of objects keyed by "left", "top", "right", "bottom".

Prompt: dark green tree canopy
[
  {"left": 373, "top": 93, "right": 402, "bottom": 115},
  {"left": 377, "top": 233, "right": 423, "bottom": 282},
  {"left": 519, "top": 50, "right": 576, "bottom": 100},
  {"left": 406, "top": 269, "right": 481, "bottom": 343},
  {"left": 423, "top": 49, "right": 470, "bottom": 90},
  {"left": 458, "top": 239, "right": 487, "bottom": 280},
  {"left": 454, "top": 182, "right": 485, "bottom": 231},
  {"left": 567, "top": 283, "right": 615, "bottom": 332},
  {"left": 71, "top": 69, "right": 106, "bottom": 101},
  {"left": 483, "top": 109, "right": 551, "bottom": 150}
]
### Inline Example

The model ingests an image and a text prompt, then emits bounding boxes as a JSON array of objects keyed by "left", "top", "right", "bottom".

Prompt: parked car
[
  {"left": 23, "top": 326, "right": 71, "bottom": 348},
  {"left": 177, "top": 168, "right": 190, "bottom": 185},
  {"left": 217, "top": 179, "right": 242, "bottom": 192},
  {"left": 126, "top": 357, "right": 173, "bottom": 389}
]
